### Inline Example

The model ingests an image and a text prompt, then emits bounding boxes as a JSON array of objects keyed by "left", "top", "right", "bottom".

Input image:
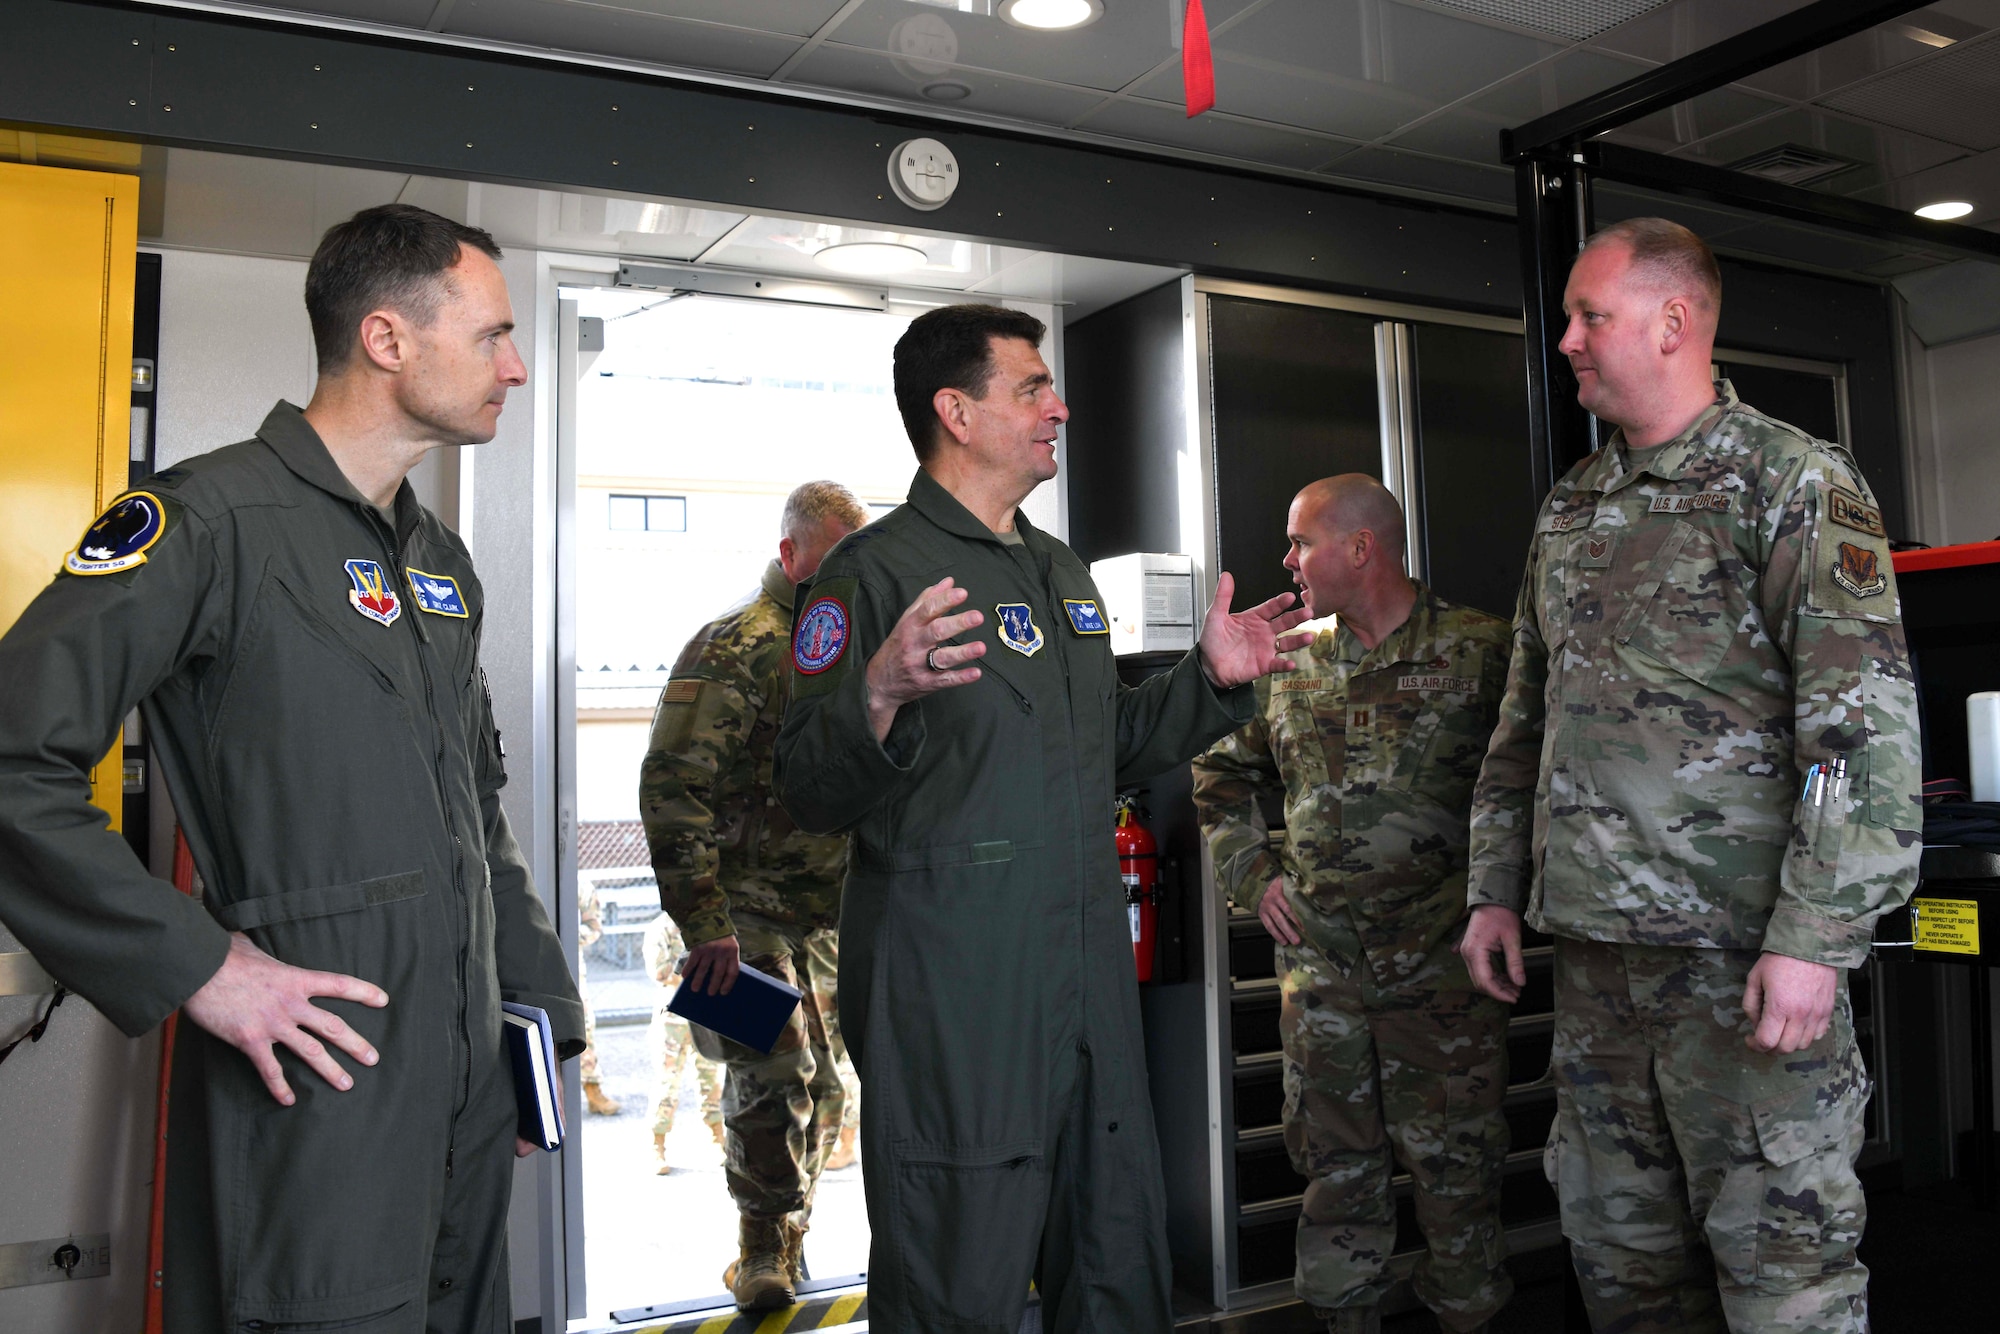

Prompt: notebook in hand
[
  {"left": 501, "top": 1001, "right": 564, "bottom": 1152},
  {"left": 666, "top": 961, "right": 802, "bottom": 1054}
]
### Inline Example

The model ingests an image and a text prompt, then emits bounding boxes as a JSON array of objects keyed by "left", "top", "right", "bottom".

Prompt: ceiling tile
[
  {"left": 446, "top": 0, "right": 804, "bottom": 77},
  {"left": 821, "top": 0, "right": 1265, "bottom": 95},
  {"left": 1317, "top": 145, "right": 1515, "bottom": 203},
  {"left": 1592, "top": 0, "right": 1815, "bottom": 63},
  {"left": 1822, "top": 32, "right": 2000, "bottom": 151},
  {"left": 1128, "top": 52, "right": 1432, "bottom": 140},
  {"left": 1456, "top": 46, "right": 1650, "bottom": 125},
  {"left": 1075, "top": 98, "right": 1357, "bottom": 171},
  {"left": 1219, "top": 0, "right": 1560, "bottom": 104},
  {"left": 783, "top": 43, "right": 1108, "bottom": 125},
  {"left": 1685, "top": 108, "right": 1970, "bottom": 183},
  {"left": 594, "top": 2, "right": 858, "bottom": 39},
  {"left": 1386, "top": 108, "right": 1510, "bottom": 161},
  {"left": 1597, "top": 84, "right": 1787, "bottom": 152},
  {"left": 272, "top": 1, "right": 439, "bottom": 23},
  {"left": 1737, "top": 19, "right": 1974, "bottom": 102},
  {"left": 1418, "top": 0, "right": 1675, "bottom": 42},
  {"left": 1712, "top": 218, "right": 1927, "bottom": 273}
]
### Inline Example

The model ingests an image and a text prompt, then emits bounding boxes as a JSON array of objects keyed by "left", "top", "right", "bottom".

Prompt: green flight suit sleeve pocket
[{"left": 210, "top": 871, "right": 427, "bottom": 931}]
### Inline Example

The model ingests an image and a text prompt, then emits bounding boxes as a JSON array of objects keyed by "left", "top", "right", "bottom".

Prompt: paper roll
[{"left": 1970, "top": 692, "right": 2000, "bottom": 803}]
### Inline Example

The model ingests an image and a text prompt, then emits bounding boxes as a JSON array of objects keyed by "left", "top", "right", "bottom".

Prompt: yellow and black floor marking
[{"left": 604, "top": 1289, "right": 867, "bottom": 1334}]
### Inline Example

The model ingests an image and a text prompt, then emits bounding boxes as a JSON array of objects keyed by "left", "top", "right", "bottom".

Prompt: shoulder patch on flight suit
[
  {"left": 406, "top": 567, "right": 469, "bottom": 617},
  {"left": 790, "top": 575, "right": 858, "bottom": 698},
  {"left": 64, "top": 491, "right": 171, "bottom": 576}
]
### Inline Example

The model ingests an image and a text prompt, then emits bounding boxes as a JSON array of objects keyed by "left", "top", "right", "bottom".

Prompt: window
[{"left": 609, "top": 493, "right": 687, "bottom": 532}]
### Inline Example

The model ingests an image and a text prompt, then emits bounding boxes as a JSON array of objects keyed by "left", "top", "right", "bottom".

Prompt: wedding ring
[{"left": 926, "top": 647, "right": 948, "bottom": 672}]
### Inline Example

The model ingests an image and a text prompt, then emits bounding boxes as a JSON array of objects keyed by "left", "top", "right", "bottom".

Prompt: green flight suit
[
  {"left": 0, "top": 403, "right": 583, "bottom": 1333},
  {"left": 773, "top": 469, "right": 1254, "bottom": 1334}
]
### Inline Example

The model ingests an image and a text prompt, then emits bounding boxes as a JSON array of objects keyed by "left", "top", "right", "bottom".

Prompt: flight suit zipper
[{"left": 374, "top": 515, "right": 475, "bottom": 1173}]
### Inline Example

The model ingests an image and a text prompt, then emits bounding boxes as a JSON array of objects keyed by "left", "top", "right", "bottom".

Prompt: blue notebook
[
  {"left": 667, "top": 961, "right": 802, "bottom": 1054},
  {"left": 501, "top": 1001, "right": 565, "bottom": 1152}
]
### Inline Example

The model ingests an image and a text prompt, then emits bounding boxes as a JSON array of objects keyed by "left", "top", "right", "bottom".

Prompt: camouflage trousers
[
  {"left": 1278, "top": 909, "right": 1511, "bottom": 1330},
  {"left": 808, "top": 926, "right": 861, "bottom": 1133},
  {"left": 579, "top": 955, "right": 601, "bottom": 1087},
  {"left": 1547, "top": 937, "right": 1870, "bottom": 1334},
  {"left": 693, "top": 913, "right": 849, "bottom": 1220},
  {"left": 649, "top": 1005, "right": 724, "bottom": 1137}
]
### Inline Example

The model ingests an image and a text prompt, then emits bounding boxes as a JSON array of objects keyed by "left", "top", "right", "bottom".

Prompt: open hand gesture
[
  {"left": 864, "top": 576, "right": 987, "bottom": 741},
  {"left": 1196, "top": 572, "right": 1314, "bottom": 688}
]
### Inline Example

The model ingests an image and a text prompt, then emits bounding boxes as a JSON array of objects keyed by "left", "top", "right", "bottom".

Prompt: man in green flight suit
[
  {"left": 639, "top": 479, "right": 867, "bottom": 1310},
  {"left": 773, "top": 303, "right": 1314, "bottom": 1334},
  {"left": 0, "top": 205, "right": 583, "bottom": 1333},
  {"left": 1193, "top": 475, "right": 1514, "bottom": 1334},
  {"left": 1460, "top": 219, "right": 1921, "bottom": 1333}
]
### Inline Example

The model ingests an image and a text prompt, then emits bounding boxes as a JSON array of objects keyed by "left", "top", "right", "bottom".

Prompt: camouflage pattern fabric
[
  {"left": 806, "top": 926, "right": 861, "bottom": 1134},
  {"left": 691, "top": 912, "right": 847, "bottom": 1220},
  {"left": 643, "top": 912, "right": 723, "bottom": 1138},
  {"left": 1192, "top": 583, "right": 1513, "bottom": 1325},
  {"left": 640, "top": 560, "right": 849, "bottom": 946},
  {"left": 1547, "top": 937, "right": 1869, "bottom": 1333},
  {"left": 579, "top": 885, "right": 604, "bottom": 1088},
  {"left": 1280, "top": 907, "right": 1511, "bottom": 1329},
  {"left": 1467, "top": 382, "right": 1922, "bottom": 964},
  {"left": 1194, "top": 583, "right": 1513, "bottom": 987}
]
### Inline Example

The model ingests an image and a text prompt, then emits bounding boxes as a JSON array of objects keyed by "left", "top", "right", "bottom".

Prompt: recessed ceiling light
[
  {"left": 814, "top": 242, "right": 928, "bottom": 276},
  {"left": 922, "top": 80, "right": 973, "bottom": 101},
  {"left": 1915, "top": 200, "right": 1974, "bottom": 221},
  {"left": 999, "top": 0, "right": 1103, "bottom": 32}
]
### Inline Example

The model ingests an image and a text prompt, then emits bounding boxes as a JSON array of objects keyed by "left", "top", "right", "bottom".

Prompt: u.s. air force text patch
[
  {"left": 65, "top": 491, "right": 169, "bottom": 575},
  {"left": 1397, "top": 673, "right": 1478, "bottom": 693},
  {"left": 1648, "top": 492, "right": 1736, "bottom": 515}
]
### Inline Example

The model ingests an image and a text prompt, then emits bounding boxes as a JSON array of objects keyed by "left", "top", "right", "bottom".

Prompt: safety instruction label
[{"left": 1914, "top": 897, "right": 1981, "bottom": 956}]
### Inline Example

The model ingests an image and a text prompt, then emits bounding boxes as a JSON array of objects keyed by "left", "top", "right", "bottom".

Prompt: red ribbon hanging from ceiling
[{"left": 1183, "top": 0, "right": 1215, "bottom": 118}]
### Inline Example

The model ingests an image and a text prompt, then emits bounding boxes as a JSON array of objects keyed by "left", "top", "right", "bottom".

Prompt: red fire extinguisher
[{"left": 1116, "top": 796, "right": 1160, "bottom": 983}]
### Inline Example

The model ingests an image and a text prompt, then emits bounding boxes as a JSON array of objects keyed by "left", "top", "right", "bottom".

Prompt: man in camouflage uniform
[
  {"left": 576, "top": 884, "right": 622, "bottom": 1116},
  {"left": 641, "top": 910, "right": 725, "bottom": 1171},
  {"left": 1461, "top": 219, "right": 1921, "bottom": 1334},
  {"left": 1193, "top": 476, "right": 1514, "bottom": 1334},
  {"left": 639, "top": 480, "right": 867, "bottom": 1310}
]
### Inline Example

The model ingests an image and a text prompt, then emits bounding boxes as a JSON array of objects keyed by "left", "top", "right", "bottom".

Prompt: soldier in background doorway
[
  {"left": 639, "top": 480, "right": 868, "bottom": 1311},
  {"left": 1194, "top": 476, "right": 1514, "bottom": 1334},
  {"left": 576, "top": 883, "right": 623, "bottom": 1117},
  {"left": 1460, "top": 218, "right": 1921, "bottom": 1333},
  {"left": 641, "top": 909, "right": 725, "bottom": 1172}
]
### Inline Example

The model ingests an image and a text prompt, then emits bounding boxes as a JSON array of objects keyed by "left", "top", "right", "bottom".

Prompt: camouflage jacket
[
  {"left": 1192, "top": 584, "right": 1512, "bottom": 981},
  {"left": 1466, "top": 382, "right": 1921, "bottom": 968},
  {"left": 640, "top": 560, "right": 848, "bottom": 945}
]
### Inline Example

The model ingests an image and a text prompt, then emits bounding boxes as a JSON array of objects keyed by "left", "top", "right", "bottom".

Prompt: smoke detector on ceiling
[
  {"left": 1727, "top": 144, "right": 1860, "bottom": 189},
  {"left": 889, "top": 138, "right": 960, "bottom": 211}
]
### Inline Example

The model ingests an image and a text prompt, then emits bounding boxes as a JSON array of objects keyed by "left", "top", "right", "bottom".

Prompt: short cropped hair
[
  {"left": 781, "top": 480, "right": 869, "bottom": 542},
  {"left": 305, "top": 204, "right": 504, "bottom": 375},
  {"left": 893, "top": 304, "right": 1048, "bottom": 462},
  {"left": 1580, "top": 216, "right": 1722, "bottom": 314}
]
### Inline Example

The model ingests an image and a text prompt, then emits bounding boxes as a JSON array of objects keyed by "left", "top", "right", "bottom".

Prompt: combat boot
[
  {"left": 785, "top": 1215, "right": 810, "bottom": 1284},
  {"left": 824, "top": 1123, "right": 858, "bottom": 1171},
  {"left": 582, "top": 1082, "right": 620, "bottom": 1116},
  {"left": 1326, "top": 1306, "right": 1381, "bottom": 1334},
  {"left": 723, "top": 1215, "right": 796, "bottom": 1311}
]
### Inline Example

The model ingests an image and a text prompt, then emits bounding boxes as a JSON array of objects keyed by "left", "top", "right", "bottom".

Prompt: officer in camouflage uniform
[
  {"left": 1461, "top": 219, "right": 1921, "bottom": 1334},
  {"left": 1194, "top": 476, "right": 1513, "bottom": 1334},
  {"left": 640, "top": 910, "right": 725, "bottom": 1171},
  {"left": 639, "top": 480, "right": 868, "bottom": 1311}
]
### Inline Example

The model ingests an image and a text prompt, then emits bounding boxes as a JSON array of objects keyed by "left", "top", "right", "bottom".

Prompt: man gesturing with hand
[
  {"left": 1460, "top": 220, "right": 1918, "bottom": 1334},
  {"left": 775, "top": 304, "right": 1309, "bottom": 1334}
]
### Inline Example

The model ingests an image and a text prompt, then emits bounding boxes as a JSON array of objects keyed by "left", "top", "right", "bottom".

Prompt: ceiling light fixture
[
  {"left": 1915, "top": 200, "right": 1974, "bottom": 221},
  {"left": 814, "top": 242, "right": 929, "bottom": 276},
  {"left": 999, "top": 0, "right": 1103, "bottom": 32}
]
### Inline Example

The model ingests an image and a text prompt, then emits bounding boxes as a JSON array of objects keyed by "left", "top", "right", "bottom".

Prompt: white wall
[
  {"left": 1921, "top": 329, "right": 2000, "bottom": 547},
  {"left": 154, "top": 249, "right": 314, "bottom": 470}
]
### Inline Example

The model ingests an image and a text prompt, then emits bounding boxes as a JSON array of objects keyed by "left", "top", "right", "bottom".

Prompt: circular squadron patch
[
  {"left": 66, "top": 492, "right": 168, "bottom": 576},
  {"left": 794, "top": 596, "right": 850, "bottom": 675}
]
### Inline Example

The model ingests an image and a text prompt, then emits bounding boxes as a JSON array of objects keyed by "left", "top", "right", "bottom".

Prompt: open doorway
[{"left": 562, "top": 287, "right": 917, "bottom": 1321}]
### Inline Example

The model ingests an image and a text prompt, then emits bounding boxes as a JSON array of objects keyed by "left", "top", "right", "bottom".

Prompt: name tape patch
[
  {"left": 1828, "top": 487, "right": 1886, "bottom": 539},
  {"left": 406, "top": 567, "right": 469, "bottom": 618},
  {"left": 345, "top": 558, "right": 402, "bottom": 627},
  {"left": 66, "top": 491, "right": 167, "bottom": 575},
  {"left": 1538, "top": 509, "right": 1593, "bottom": 534},
  {"left": 1063, "top": 599, "right": 1109, "bottom": 635},
  {"left": 1273, "top": 678, "right": 1328, "bottom": 693},
  {"left": 1397, "top": 673, "right": 1478, "bottom": 693},
  {"left": 1649, "top": 492, "right": 1736, "bottom": 515},
  {"left": 794, "top": 596, "right": 851, "bottom": 675}
]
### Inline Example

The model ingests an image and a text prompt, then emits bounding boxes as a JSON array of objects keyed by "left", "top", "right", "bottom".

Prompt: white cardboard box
[{"left": 1089, "top": 553, "right": 1196, "bottom": 656}]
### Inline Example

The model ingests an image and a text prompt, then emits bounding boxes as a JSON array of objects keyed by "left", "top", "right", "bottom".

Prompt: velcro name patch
[
  {"left": 1649, "top": 492, "right": 1735, "bottom": 515},
  {"left": 1397, "top": 673, "right": 1478, "bottom": 693},
  {"left": 1538, "top": 509, "right": 1593, "bottom": 534},
  {"left": 1273, "top": 678, "right": 1328, "bottom": 693},
  {"left": 1828, "top": 487, "right": 1885, "bottom": 538}
]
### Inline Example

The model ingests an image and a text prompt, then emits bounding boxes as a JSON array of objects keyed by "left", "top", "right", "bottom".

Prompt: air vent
[
  {"left": 1727, "top": 144, "right": 1860, "bottom": 188},
  {"left": 1421, "top": 0, "right": 1672, "bottom": 42}
]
